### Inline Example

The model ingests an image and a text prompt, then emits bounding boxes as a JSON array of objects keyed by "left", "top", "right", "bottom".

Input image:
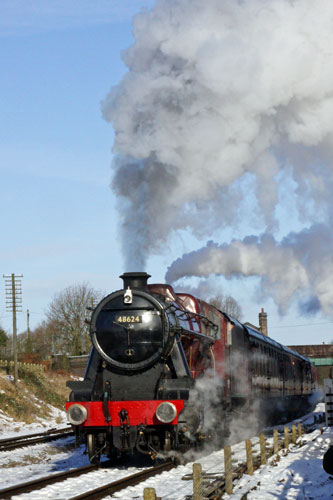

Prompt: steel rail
[
  {"left": 0, "top": 426, "right": 72, "bottom": 446},
  {"left": 0, "top": 429, "right": 74, "bottom": 452},
  {"left": 0, "top": 464, "right": 98, "bottom": 499},
  {"left": 68, "top": 461, "right": 175, "bottom": 500}
]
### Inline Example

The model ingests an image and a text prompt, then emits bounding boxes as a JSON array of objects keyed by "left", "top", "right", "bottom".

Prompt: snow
[
  {"left": 227, "top": 429, "right": 333, "bottom": 500},
  {"left": 0, "top": 404, "right": 67, "bottom": 439},
  {"left": 0, "top": 402, "right": 332, "bottom": 499}
]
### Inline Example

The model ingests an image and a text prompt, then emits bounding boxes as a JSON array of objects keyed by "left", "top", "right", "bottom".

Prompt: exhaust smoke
[{"left": 103, "top": 0, "right": 333, "bottom": 315}]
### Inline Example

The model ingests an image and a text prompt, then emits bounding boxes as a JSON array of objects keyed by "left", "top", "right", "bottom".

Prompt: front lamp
[
  {"left": 66, "top": 404, "right": 88, "bottom": 425},
  {"left": 156, "top": 402, "right": 177, "bottom": 423}
]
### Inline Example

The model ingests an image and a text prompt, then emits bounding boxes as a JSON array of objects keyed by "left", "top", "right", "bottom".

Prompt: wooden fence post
[
  {"left": 143, "top": 487, "right": 156, "bottom": 500},
  {"left": 259, "top": 433, "right": 266, "bottom": 465},
  {"left": 193, "top": 463, "right": 203, "bottom": 500},
  {"left": 284, "top": 426, "right": 289, "bottom": 450},
  {"left": 245, "top": 439, "right": 253, "bottom": 475},
  {"left": 297, "top": 422, "right": 302, "bottom": 437},
  {"left": 224, "top": 444, "right": 233, "bottom": 494},
  {"left": 273, "top": 429, "right": 279, "bottom": 456},
  {"left": 292, "top": 425, "right": 297, "bottom": 444}
]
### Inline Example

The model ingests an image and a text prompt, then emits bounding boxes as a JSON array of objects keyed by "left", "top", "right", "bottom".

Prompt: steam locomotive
[{"left": 65, "top": 272, "right": 317, "bottom": 464}]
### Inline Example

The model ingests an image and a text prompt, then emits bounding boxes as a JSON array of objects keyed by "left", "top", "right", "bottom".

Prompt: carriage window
[
  {"left": 260, "top": 344, "right": 264, "bottom": 374},
  {"left": 279, "top": 356, "right": 284, "bottom": 379},
  {"left": 251, "top": 342, "right": 259, "bottom": 375},
  {"left": 264, "top": 349, "right": 267, "bottom": 374}
]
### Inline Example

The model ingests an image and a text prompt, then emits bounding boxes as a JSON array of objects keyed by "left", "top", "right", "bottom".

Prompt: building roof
[{"left": 287, "top": 344, "right": 333, "bottom": 358}]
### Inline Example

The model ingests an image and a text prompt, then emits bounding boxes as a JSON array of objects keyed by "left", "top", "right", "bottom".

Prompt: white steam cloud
[
  {"left": 166, "top": 226, "right": 333, "bottom": 316},
  {"left": 103, "top": 0, "right": 333, "bottom": 315}
]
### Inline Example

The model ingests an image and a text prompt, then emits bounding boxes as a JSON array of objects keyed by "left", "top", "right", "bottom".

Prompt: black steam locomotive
[{"left": 66, "top": 272, "right": 318, "bottom": 464}]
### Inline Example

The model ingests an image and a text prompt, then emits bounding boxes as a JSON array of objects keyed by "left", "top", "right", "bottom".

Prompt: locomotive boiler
[{"left": 66, "top": 272, "right": 317, "bottom": 464}]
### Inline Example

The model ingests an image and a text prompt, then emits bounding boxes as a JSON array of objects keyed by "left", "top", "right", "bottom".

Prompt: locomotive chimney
[
  {"left": 120, "top": 272, "right": 151, "bottom": 290},
  {"left": 259, "top": 308, "right": 268, "bottom": 336}
]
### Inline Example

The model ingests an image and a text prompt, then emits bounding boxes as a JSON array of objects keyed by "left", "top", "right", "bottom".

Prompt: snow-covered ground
[{"left": 0, "top": 402, "right": 331, "bottom": 499}]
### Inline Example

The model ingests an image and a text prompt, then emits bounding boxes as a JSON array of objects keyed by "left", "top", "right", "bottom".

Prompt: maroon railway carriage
[{"left": 65, "top": 272, "right": 317, "bottom": 464}]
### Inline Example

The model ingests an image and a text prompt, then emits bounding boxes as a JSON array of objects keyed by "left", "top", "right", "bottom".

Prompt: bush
[{"left": 0, "top": 367, "right": 70, "bottom": 423}]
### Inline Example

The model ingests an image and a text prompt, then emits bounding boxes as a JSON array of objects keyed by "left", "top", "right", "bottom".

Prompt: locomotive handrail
[
  {"left": 165, "top": 303, "right": 219, "bottom": 336},
  {"left": 172, "top": 325, "right": 215, "bottom": 344},
  {"left": 100, "top": 306, "right": 156, "bottom": 311}
]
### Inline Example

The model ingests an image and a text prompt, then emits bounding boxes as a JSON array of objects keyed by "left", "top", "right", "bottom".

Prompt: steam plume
[
  {"left": 103, "top": 0, "right": 333, "bottom": 315},
  {"left": 166, "top": 226, "right": 333, "bottom": 316}
]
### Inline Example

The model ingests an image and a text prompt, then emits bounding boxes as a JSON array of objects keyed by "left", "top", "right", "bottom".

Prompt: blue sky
[
  {"left": 0, "top": 1, "right": 154, "bottom": 331},
  {"left": 1, "top": 0, "right": 332, "bottom": 346}
]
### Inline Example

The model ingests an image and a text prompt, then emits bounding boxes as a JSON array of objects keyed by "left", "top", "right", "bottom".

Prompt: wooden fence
[
  {"left": 0, "top": 360, "right": 45, "bottom": 376},
  {"left": 142, "top": 421, "right": 317, "bottom": 499}
]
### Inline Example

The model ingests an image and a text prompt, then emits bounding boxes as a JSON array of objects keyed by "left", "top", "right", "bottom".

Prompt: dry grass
[
  {"left": 1, "top": 447, "right": 66, "bottom": 467},
  {"left": 0, "top": 367, "right": 71, "bottom": 424}
]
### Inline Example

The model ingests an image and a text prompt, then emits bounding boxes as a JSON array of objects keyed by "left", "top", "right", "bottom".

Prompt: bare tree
[
  {"left": 46, "top": 283, "right": 101, "bottom": 355},
  {"left": 17, "top": 320, "right": 52, "bottom": 360},
  {"left": 208, "top": 294, "right": 242, "bottom": 320}
]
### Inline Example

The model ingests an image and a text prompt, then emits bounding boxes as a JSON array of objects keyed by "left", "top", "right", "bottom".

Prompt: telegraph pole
[
  {"left": 26, "top": 309, "right": 32, "bottom": 354},
  {"left": 27, "top": 309, "right": 30, "bottom": 335},
  {"left": 3, "top": 274, "right": 23, "bottom": 387}
]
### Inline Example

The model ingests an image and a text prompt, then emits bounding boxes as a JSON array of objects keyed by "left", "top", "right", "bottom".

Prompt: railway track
[
  {"left": 68, "top": 461, "right": 175, "bottom": 500},
  {"left": 0, "top": 460, "right": 175, "bottom": 500},
  {"left": 0, "top": 426, "right": 74, "bottom": 452}
]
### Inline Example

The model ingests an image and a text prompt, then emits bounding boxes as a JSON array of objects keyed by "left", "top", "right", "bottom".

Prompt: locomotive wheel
[{"left": 87, "top": 433, "right": 100, "bottom": 465}]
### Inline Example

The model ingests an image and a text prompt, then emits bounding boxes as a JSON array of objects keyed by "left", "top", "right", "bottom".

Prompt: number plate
[{"left": 115, "top": 315, "right": 142, "bottom": 324}]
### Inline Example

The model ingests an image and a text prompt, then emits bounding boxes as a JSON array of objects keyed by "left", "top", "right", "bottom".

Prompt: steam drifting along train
[{"left": 66, "top": 272, "right": 317, "bottom": 464}]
